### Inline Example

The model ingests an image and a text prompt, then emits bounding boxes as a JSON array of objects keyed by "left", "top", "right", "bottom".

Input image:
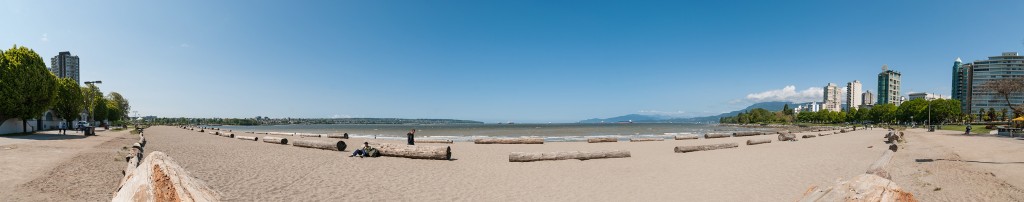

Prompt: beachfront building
[
  {"left": 862, "top": 90, "right": 875, "bottom": 107},
  {"left": 50, "top": 51, "right": 80, "bottom": 84},
  {"left": 823, "top": 83, "right": 842, "bottom": 112},
  {"left": 908, "top": 92, "right": 942, "bottom": 101},
  {"left": 877, "top": 65, "right": 902, "bottom": 105},
  {"left": 953, "top": 52, "right": 1024, "bottom": 117},
  {"left": 846, "top": 80, "right": 862, "bottom": 111},
  {"left": 793, "top": 102, "right": 821, "bottom": 113}
]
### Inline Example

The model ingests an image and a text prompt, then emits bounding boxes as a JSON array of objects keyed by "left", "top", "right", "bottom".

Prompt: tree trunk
[
  {"left": 509, "top": 150, "right": 630, "bottom": 162},
  {"left": 746, "top": 138, "right": 772, "bottom": 145},
  {"left": 733, "top": 131, "right": 761, "bottom": 137},
  {"left": 474, "top": 138, "right": 544, "bottom": 144},
  {"left": 370, "top": 143, "right": 452, "bottom": 160},
  {"left": 23, "top": 119, "right": 27, "bottom": 133},
  {"left": 326, "top": 134, "right": 349, "bottom": 139},
  {"left": 587, "top": 137, "right": 618, "bottom": 143},
  {"left": 629, "top": 138, "right": 664, "bottom": 142},
  {"left": 704, "top": 133, "right": 731, "bottom": 139},
  {"left": 262, "top": 136, "right": 288, "bottom": 145},
  {"left": 236, "top": 136, "right": 257, "bottom": 141},
  {"left": 292, "top": 139, "right": 347, "bottom": 151},
  {"left": 415, "top": 139, "right": 453, "bottom": 144},
  {"left": 113, "top": 152, "right": 220, "bottom": 201},
  {"left": 674, "top": 134, "right": 699, "bottom": 140},
  {"left": 674, "top": 143, "right": 738, "bottom": 153}
]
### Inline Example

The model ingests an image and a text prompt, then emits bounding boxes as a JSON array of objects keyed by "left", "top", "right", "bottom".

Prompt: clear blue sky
[{"left": 3, "top": 0, "right": 1023, "bottom": 123}]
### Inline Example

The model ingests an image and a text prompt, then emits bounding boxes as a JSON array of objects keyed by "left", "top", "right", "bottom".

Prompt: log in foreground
[
  {"left": 372, "top": 143, "right": 452, "bottom": 160},
  {"left": 236, "top": 136, "right": 258, "bottom": 141},
  {"left": 778, "top": 133, "right": 797, "bottom": 141},
  {"left": 674, "top": 134, "right": 699, "bottom": 140},
  {"left": 704, "top": 133, "right": 731, "bottom": 139},
  {"left": 629, "top": 138, "right": 664, "bottom": 142},
  {"left": 733, "top": 131, "right": 761, "bottom": 137},
  {"left": 799, "top": 174, "right": 915, "bottom": 202},
  {"left": 474, "top": 138, "right": 544, "bottom": 144},
  {"left": 113, "top": 151, "right": 220, "bottom": 201},
  {"left": 674, "top": 143, "right": 739, "bottom": 153},
  {"left": 415, "top": 139, "right": 454, "bottom": 144},
  {"left": 587, "top": 137, "right": 618, "bottom": 143},
  {"left": 509, "top": 150, "right": 631, "bottom": 162},
  {"left": 292, "top": 139, "right": 347, "bottom": 151},
  {"left": 262, "top": 136, "right": 288, "bottom": 145},
  {"left": 746, "top": 138, "right": 772, "bottom": 145}
]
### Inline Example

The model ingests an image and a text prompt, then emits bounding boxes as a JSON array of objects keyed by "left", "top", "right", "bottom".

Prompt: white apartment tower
[
  {"left": 823, "top": 83, "right": 842, "bottom": 112},
  {"left": 846, "top": 80, "right": 862, "bottom": 111},
  {"left": 50, "top": 51, "right": 80, "bottom": 84}
]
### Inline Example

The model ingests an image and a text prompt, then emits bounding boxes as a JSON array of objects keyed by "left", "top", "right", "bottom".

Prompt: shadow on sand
[
  {"left": 916, "top": 158, "right": 1024, "bottom": 165},
  {"left": 0, "top": 133, "right": 90, "bottom": 141}
]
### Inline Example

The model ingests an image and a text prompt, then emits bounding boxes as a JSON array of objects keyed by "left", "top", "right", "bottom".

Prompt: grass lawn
[{"left": 938, "top": 125, "right": 993, "bottom": 135}]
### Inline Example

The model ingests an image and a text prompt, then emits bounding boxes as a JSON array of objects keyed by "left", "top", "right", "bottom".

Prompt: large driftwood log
[
  {"left": 415, "top": 139, "right": 453, "bottom": 144},
  {"left": 297, "top": 133, "right": 321, "bottom": 138},
  {"left": 704, "top": 133, "right": 731, "bottom": 139},
  {"left": 218, "top": 133, "right": 234, "bottom": 138},
  {"left": 268, "top": 132, "right": 293, "bottom": 136},
  {"left": 235, "top": 136, "right": 258, "bottom": 141},
  {"left": 474, "top": 138, "right": 544, "bottom": 144},
  {"left": 371, "top": 143, "right": 452, "bottom": 160},
  {"left": 509, "top": 150, "right": 631, "bottom": 162},
  {"left": 733, "top": 131, "right": 761, "bottom": 137},
  {"left": 818, "top": 133, "right": 830, "bottom": 136},
  {"left": 778, "top": 133, "right": 797, "bottom": 141},
  {"left": 326, "top": 134, "right": 349, "bottom": 139},
  {"left": 674, "top": 134, "right": 699, "bottom": 140},
  {"left": 629, "top": 138, "right": 664, "bottom": 142},
  {"left": 674, "top": 143, "right": 739, "bottom": 153},
  {"left": 777, "top": 130, "right": 791, "bottom": 135},
  {"left": 833, "top": 131, "right": 840, "bottom": 134},
  {"left": 113, "top": 152, "right": 220, "bottom": 201},
  {"left": 587, "top": 137, "right": 618, "bottom": 143},
  {"left": 840, "top": 129, "right": 848, "bottom": 133},
  {"left": 123, "top": 143, "right": 143, "bottom": 176},
  {"left": 262, "top": 136, "right": 288, "bottom": 145},
  {"left": 746, "top": 138, "right": 772, "bottom": 145},
  {"left": 799, "top": 174, "right": 916, "bottom": 202},
  {"left": 866, "top": 144, "right": 899, "bottom": 179},
  {"left": 802, "top": 134, "right": 817, "bottom": 138},
  {"left": 292, "top": 139, "right": 347, "bottom": 151}
]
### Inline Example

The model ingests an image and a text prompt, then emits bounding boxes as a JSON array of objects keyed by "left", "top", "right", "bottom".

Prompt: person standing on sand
[{"left": 407, "top": 129, "right": 416, "bottom": 145}]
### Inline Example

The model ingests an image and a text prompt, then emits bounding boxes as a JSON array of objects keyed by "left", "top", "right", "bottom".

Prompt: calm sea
[{"left": 212, "top": 123, "right": 767, "bottom": 142}]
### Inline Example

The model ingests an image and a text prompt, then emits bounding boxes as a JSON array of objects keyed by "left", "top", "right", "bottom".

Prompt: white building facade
[
  {"left": 823, "top": 83, "right": 842, "bottom": 112},
  {"left": 846, "top": 80, "right": 862, "bottom": 111}
]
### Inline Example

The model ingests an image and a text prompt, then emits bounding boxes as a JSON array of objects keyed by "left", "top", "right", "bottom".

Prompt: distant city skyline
[{"left": 3, "top": 1, "right": 1023, "bottom": 123}]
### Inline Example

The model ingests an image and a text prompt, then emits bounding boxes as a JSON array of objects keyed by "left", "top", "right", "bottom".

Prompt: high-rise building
[
  {"left": 50, "top": 51, "right": 80, "bottom": 84},
  {"left": 954, "top": 52, "right": 1024, "bottom": 117},
  {"left": 823, "top": 83, "right": 842, "bottom": 112},
  {"left": 846, "top": 80, "right": 862, "bottom": 111},
  {"left": 877, "top": 65, "right": 902, "bottom": 105},
  {"left": 862, "top": 90, "right": 875, "bottom": 106}
]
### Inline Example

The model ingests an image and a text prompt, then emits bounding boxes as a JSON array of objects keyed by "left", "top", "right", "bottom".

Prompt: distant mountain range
[{"left": 579, "top": 101, "right": 793, "bottom": 123}]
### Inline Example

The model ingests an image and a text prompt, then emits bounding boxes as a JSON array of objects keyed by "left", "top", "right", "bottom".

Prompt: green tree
[
  {"left": 0, "top": 45, "right": 58, "bottom": 132},
  {"left": 848, "top": 107, "right": 860, "bottom": 123},
  {"left": 1000, "top": 108, "right": 1009, "bottom": 121},
  {"left": 52, "top": 78, "right": 84, "bottom": 128},
  {"left": 987, "top": 107, "right": 997, "bottom": 122},
  {"left": 93, "top": 97, "right": 109, "bottom": 126},
  {"left": 978, "top": 108, "right": 986, "bottom": 122},
  {"left": 107, "top": 92, "right": 130, "bottom": 121},
  {"left": 782, "top": 104, "right": 792, "bottom": 115},
  {"left": 897, "top": 99, "right": 928, "bottom": 124},
  {"left": 82, "top": 84, "right": 104, "bottom": 122},
  {"left": 870, "top": 104, "right": 898, "bottom": 124}
]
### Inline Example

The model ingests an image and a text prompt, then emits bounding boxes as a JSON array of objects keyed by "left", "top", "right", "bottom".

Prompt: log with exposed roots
[
  {"left": 674, "top": 134, "right": 699, "bottom": 140},
  {"left": 778, "top": 133, "right": 797, "bottom": 141},
  {"left": 674, "top": 143, "right": 739, "bottom": 153},
  {"left": 629, "top": 138, "right": 664, "bottom": 142},
  {"left": 262, "top": 136, "right": 288, "bottom": 145},
  {"left": 292, "top": 139, "right": 347, "bottom": 151},
  {"left": 415, "top": 139, "right": 453, "bottom": 144},
  {"left": 236, "top": 136, "right": 258, "bottom": 141},
  {"left": 733, "top": 131, "right": 761, "bottom": 137},
  {"left": 113, "top": 151, "right": 220, "bottom": 201},
  {"left": 704, "top": 133, "right": 731, "bottom": 139},
  {"left": 509, "top": 150, "right": 631, "bottom": 162},
  {"left": 746, "top": 138, "right": 772, "bottom": 145},
  {"left": 474, "top": 138, "right": 544, "bottom": 144},
  {"left": 371, "top": 143, "right": 452, "bottom": 160},
  {"left": 587, "top": 137, "right": 618, "bottom": 143}
]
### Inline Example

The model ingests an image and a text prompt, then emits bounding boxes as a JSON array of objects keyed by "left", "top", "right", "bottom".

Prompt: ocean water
[{"left": 211, "top": 123, "right": 766, "bottom": 142}]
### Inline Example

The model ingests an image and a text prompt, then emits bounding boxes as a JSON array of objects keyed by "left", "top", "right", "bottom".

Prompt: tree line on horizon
[
  {"left": 720, "top": 99, "right": 968, "bottom": 125},
  {"left": 0, "top": 45, "right": 131, "bottom": 132}
]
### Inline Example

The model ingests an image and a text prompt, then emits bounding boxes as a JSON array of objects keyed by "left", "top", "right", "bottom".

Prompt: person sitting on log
[{"left": 349, "top": 142, "right": 374, "bottom": 158}]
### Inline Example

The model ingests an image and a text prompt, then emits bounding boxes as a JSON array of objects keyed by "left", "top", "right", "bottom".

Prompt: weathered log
[
  {"left": 818, "top": 133, "right": 829, "bottom": 136},
  {"left": 297, "top": 133, "right": 321, "bottom": 138},
  {"left": 218, "top": 132, "right": 234, "bottom": 138},
  {"left": 292, "top": 139, "right": 347, "bottom": 151},
  {"left": 778, "top": 133, "right": 797, "bottom": 141},
  {"left": 704, "top": 133, "right": 731, "bottom": 139},
  {"left": 262, "top": 136, "right": 288, "bottom": 144},
  {"left": 509, "top": 150, "right": 631, "bottom": 162},
  {"left": 371, "top": 143, "right": 452, "bottom": 160},
  {"left": 268, "top": 132, "right": 293, "bottom": 136},
  {"left": 587, "top": 137, "right": 618, "bottom": 143},
  {"left": 733, "top": 131, "right": 761, "bottom": 137},
  {"left": 236, "top": 136, "right": 258, "bottom": 141},
  {"left": 113, "top": 151, "right": 220, "bottom": 201},
  {"left": 674, "top": 143, "right": 739, "bottom": 153},
  {"left": 123, "top": 143, "right": 143, "bottom": 176},
  {"left": 474, "top": 138, "right": 544, "bottom": 144},
  {"left": 674, "top": 134, "right": 699, "bottom": 140},
  {"left": 746, "top": 138, "right": 772, "bottom": 145},
  {"left": 138, "top": 135, "right": 146, "bottom": 147},
  {"left": 777, "top": 130, "right": 791, "bottom": 135},
  {"left": 833, "top": 131, "right": 839, "bottom": 134},
  {"left": 866, "top": 145, "right": 899, "bottom": 179},
  {"left": 629, "top": 137, "right": 664, "bottom": 142},
  {"left": 799, "top": 174, "right": 916, "bottom": 202},
  {"left": 415, "top": 139, "right": 454, "bottom": 144},
  {"left": 840, "top": 129, "right": 848, "bottom": 133},
  {"left": 802, "top": 134, "right": 817, "bottom": 138},
  {"left": 326, "top": 133, "right": 349, "bottom": 139}
]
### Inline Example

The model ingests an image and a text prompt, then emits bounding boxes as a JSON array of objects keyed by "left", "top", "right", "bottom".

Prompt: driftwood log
[
  {"left": 587, "top": 137, "right": 618, "bottom": 143},
  {"left": 799, "top": 174, "right": 916, "bottom": 202},
  {"left": 218, "top": 133, "right": 234, "bottom": 138},
  {"left": 297, "top": 133, "right": 321, "bottom": 138},
  {"left": 371, "top": 143, "right": 452, "bottom": 160},
  {"left": 674, "top": 143, "right": 739, "bottom": 153},
  {"left": 704, "top": 133, "right": 731, "bottom": 139},
  {"left": 262, "top": 136, "right": 288, "bottom": 145},
  {"left": 326, "top": 134, "right": 349, "bottom": 139},
  {"left": 415, "top": 139, "right": 454, "bottom": 144},
  {"left": 777, "top": 130, "right": 790, "bottom": 135},
  {"left": 236, "top": 136, "right": 258, "bottom": 141},
  {"left": 474, "top": 138, "right": 544, "bottom": 144},
  {"left": 866, "top": 144, "right": 900, "bottom": 179},
  {"left": 123, "top": 143, "right": 143, "bottom": 176},
  {"left": 509, "top": 150, "right": 631, "bottom": 162},
  {"left": 292, "top": 139, "right": 347, "bottom": 151},
  {"left": 802, "top": 134, "right": 817, "bottom": 138},
  {"left": 778, "top": 133, "right": 797, "bottom": 141},
  {"left": 629, "top": 138, "right": 664, "bottom": 142},
  {"left": 733, "top": 131, "right": 761, "bottom": 137},
  {"left": 674, "top": 134, "right": 699, "bottom": 140},
  {"left": 840, "top": 129, "right": 848, "bottom": 133},
  {"left": 833, "top": 131, "right": 840, "bottom": 134},
  {"left": 746, "top": 138, "right": 772, "bottom": 145},
  {"left": 818, "top": 133, "right": 830, "bottom": 136},
  {"left": 113, "top": 152, "right": 220, "bottom": 201}
]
